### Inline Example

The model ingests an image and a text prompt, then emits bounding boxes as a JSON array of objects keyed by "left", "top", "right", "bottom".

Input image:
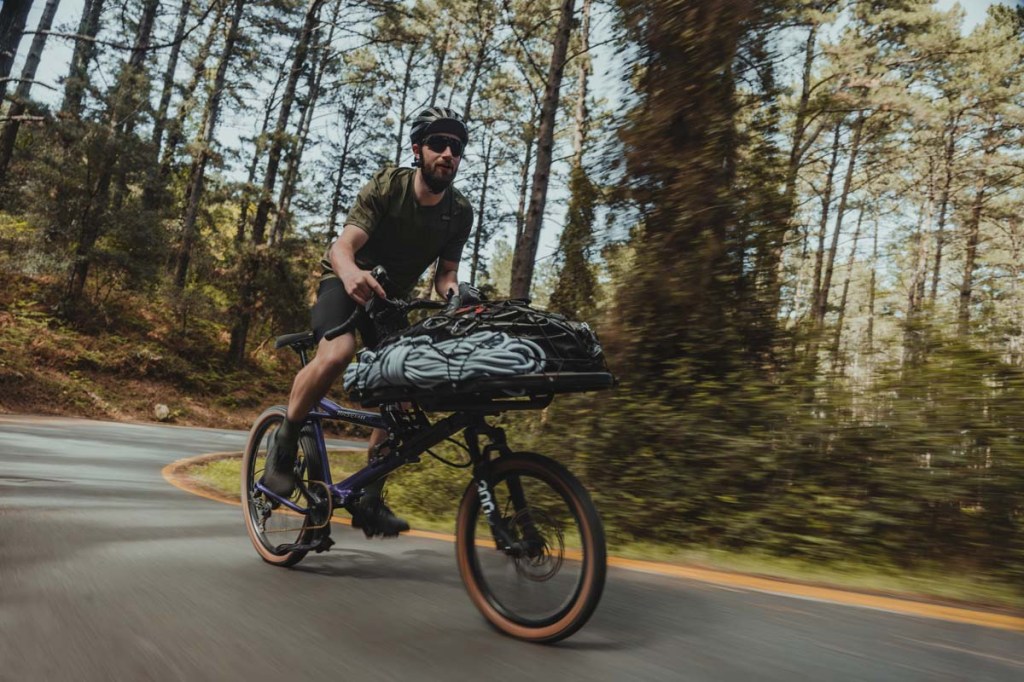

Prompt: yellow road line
[{"left": 163, "top": 452, "right": 1024, "bottom": 634}]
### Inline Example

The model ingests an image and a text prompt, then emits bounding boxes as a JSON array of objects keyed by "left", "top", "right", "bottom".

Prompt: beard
[{"left": 422, "top": 158, "right": 457, "bottom": 194}]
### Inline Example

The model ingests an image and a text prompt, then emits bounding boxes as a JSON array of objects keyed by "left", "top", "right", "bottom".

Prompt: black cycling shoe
[
  {"left": 261, "top": 428, "right": 298, "bottom": 498},
  {"left": 350, "top": 496, "right": 410, "bottom": 538}
]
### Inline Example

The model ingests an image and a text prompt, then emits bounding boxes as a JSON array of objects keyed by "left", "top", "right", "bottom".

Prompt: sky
[{"left": 938, "top": 0, "right": 1017, "bottom": 25}]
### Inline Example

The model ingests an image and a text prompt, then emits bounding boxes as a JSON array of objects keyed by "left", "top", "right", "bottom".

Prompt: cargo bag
[{"left": 344, "top": 300, "right": 612, "bottom": 406}]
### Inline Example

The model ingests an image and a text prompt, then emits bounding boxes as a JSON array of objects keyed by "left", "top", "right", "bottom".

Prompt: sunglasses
[{"left": 422, "top": 135, "right": 464, "bottom": 157}]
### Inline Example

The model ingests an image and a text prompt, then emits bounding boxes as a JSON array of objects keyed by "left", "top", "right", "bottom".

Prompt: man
[{"left": 262, "top": 107, "right": 474, "bottom": 537}]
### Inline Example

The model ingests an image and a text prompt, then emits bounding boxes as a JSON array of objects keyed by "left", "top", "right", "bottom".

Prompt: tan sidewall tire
[
  {"left": 241, "top": 406, "right": 310, "bottom": 567},
  {"left": 455, "top": 453, "right": 606, "bottom": 643}
]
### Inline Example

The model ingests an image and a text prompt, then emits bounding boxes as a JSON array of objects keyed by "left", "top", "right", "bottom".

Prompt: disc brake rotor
[{"left": 508, "top": 508, "right": 564, "bottom": 582}]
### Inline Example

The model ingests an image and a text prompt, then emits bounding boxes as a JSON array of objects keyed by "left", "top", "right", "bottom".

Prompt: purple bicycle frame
[{"left": 253, "top": 396, "right": 402, "bottom": 512}]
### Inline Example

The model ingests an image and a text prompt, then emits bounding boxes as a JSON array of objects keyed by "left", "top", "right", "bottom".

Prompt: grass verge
[{"left": 187, "top": 453, "right": 1023, "bottom": 613}]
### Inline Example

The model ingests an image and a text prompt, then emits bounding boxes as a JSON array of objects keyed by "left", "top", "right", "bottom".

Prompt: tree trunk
[
  {"left": 929, "top": 112, "right": 959, "bottom": 306},
  {"left": 829, "top": 210, "right": 863, "bottom": 376},
  {"left": 808, "top": 123, "right": 842, "bottom": 332},
  {"left": 236, "top": 69, "right": 285, "bottom": 244},
  {"left": 60, "top": 0, "right": 103, "bottom": 118},
  {"left": 327, "top": 100, "right": 361, "bottom": 242},
  {"left": 61, "top": 134, "right": 114, "bottom": 316},
  {"left": 271, "top": 4, "right": 338, "bottom": 245},
  {"left": 614, "top": 0, "right": 751, "bottom": 388},
  {"left": 550, "top": 0, "right": 596, "bottom": 319},
  {"left": 509, "top": 0, "right": 575, "bottom": 299},
  {"left": 153, "top": 1, "right": 225, "bottom": 208},
  {"left": 957, "top": 165, "right": 989, "bottom": 336},
  {"left": 250, "top": 0, "right": 325, "bottom": 246},
  {"left": 427, "top": 29, "right": 450, "bottom": 107},
  {"left": 0, "top": 0, "right": 59, "bottom": 184},
  {"left": 762, "top": 23, "right": 823, "bottom": 320},
  {"left": 0, "top": 0, "right": 33, "bottom": 107},
  {"left": 393, "top": 44, "right": 418, "bottom": 167},
  {"left": 459, "top": 1, "right": 495, "bottom": 122},
  {"left": 865, "top": 217, "right": 879, "bottom": 358},
  {"left": 60, "top": 0, "right": 159, "bottom": 315},
  {"left": 109, "top": 0, "right": 160, "bottom": 208},
  {"left": 470, "top": 130, "right": 494, "bottom": 285},
  {"left": 174, "top": 0, "right": 246, "bottom": 288},
  {"left": 903, "top": 167, "right": 936, "bottom": 369},
  {"left": 815, "top": 113, "right": 864, "bottom": 330},
  {"left": 785, "top": 24, "right": 818, "bottom": 210},
  {"left": 151, "top": 0, "right": 193, "bottom": 161},
  {"left": 231, "top": 0, "right": 324, "bottom": 365},
  {"left": 800, "top": 122, "right": 842, "bottom": 391},
  {"left": 128, "top": 0, "right": 159, "bottom": 72},
  {"left": 570, "top": 0, "right": 592, "bottom": 171},
  {"left": 514, "top": 123, "right": 535, "bottom": 245}
]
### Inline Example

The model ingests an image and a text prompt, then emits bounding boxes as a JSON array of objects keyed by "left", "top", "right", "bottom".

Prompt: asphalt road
[{"left": 1, "top": 415, "right": 1022, "bottom": 681}]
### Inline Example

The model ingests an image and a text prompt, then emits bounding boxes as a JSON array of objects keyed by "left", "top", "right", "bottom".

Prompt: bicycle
[{"left": 241, "top": 284, "right": 614, "bottom": 643}]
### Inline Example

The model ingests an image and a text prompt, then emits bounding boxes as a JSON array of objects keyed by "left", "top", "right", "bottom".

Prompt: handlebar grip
[{"left": 323, "top": 307, "right": 361, "bottom": 341}]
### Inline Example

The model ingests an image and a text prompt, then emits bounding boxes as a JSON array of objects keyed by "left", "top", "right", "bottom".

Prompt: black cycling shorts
[{"left": 311, "top": 277, "right": 382, "bottom": 348}]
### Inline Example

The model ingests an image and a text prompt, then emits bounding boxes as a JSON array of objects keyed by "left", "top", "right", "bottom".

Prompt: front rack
[{"left": 350, "top": 371, "right": 616, "bottom": 411}]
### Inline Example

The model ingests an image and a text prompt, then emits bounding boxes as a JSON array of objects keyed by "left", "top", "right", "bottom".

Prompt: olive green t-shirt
[{"left": 320, "top": 167, "right": 473, "bottom": 297}]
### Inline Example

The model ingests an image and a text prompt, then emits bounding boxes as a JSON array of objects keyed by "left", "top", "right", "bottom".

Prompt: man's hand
[
  {"left": 341, "top": 268, "right": 386, "bottom": 306},
  {"left": 330, "top": 226, "right": 386, "bottom": 306},
  {"left": 445, "top": 281, "right": 483, "bottom": 313}
]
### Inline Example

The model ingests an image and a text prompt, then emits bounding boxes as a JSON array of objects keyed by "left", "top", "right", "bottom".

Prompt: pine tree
[
  {"left": 0, "top": 0, "right": 60, "bottom": 184},
  {"left": 509, "top": 0, "right": 576, "bottom": 299}
]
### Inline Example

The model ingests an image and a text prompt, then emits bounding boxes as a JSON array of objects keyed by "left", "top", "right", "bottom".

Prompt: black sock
[
  {"left": 363, "top": 477, "right": 385, "bottom": 501},
  {"left": 277, "top": 418, "right": 301, "bottom": 448}
]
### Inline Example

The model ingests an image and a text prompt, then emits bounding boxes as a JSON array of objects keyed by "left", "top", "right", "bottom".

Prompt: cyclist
[{"left": 262, "top": 107, "right": 475, "bottom": 537}]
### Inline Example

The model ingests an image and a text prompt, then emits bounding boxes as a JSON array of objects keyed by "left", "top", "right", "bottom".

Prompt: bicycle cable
[{"left": 424, "top": 445, "right": 473, "bottom": 468}]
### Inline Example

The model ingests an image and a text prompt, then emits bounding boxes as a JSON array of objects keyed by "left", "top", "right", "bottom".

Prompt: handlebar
[
  {"left": 323, "top": 296, "right": 446, "bottom": 341},
  {"left": 321, "top": 266, "right": 466, "bottom": 341}
]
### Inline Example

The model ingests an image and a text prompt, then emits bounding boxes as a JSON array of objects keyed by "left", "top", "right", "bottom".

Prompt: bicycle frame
[
  {"left": 252, "top": 394, "right": 519, "bottom": 549},
  {"left": 247, "top": 279, "right": 608, "bottom": 642}
]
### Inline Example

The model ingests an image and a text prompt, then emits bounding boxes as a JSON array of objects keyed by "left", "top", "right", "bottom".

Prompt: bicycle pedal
[{"left": 314, "top": 535, "right": 335, "bottom": 553}]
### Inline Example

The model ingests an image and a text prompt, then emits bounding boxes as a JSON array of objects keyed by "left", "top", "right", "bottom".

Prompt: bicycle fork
[{"left": 466, "top": 421, "right": 540, "bottom": 558}]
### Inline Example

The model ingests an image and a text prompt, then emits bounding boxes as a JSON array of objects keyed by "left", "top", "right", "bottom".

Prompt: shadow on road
[{"left": 292, "top": 544, "right": 464, "bottom": 588}]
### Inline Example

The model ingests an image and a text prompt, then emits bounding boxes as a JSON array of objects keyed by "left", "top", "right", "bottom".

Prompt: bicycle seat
[{"left": 275, "top": 331, "right": 316, "bottom": 352}]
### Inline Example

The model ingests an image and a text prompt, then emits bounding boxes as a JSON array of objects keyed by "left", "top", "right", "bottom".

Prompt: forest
[{"left": 1, "top": 0, "right": 1022, "bottom": 593}]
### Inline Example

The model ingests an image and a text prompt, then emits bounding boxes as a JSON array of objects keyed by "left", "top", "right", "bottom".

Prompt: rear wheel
[
  {"left": 455, "top": 452, "right": 606, "bottom": 643},
  {"left": 242, "top": 406, "right": 328, "bottom": 567}
]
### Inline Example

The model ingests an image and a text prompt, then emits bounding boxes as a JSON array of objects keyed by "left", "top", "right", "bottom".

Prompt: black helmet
[{"left": 409, "top": 107, "right": 468, "bottom": 146}]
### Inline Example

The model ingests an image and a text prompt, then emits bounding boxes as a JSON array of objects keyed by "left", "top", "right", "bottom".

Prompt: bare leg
[
  {"left": 367, "top": 427, "right": 387, "bottom": 461},
  {"left": 281, "top": 330, "right": 407, "bottom": 536},
  {"left": 365, "top": 400, "right": 411, "bottom": 462},
  {"left": 264, "top": 333, "right": 356, "bottom": 497},
  {"left": 356, "top": 409, "right": 408, "bottom": 536},
  {"left": 286, "top": 332, "right": 356, "bottom": 422}
]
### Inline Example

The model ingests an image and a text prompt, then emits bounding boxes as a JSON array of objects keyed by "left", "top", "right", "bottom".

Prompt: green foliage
[
  {"left": 550, "top": 165, "right": 599, "bottom": 321},
  {"left": 1, "top": 0, "right": 1023, "bottom": 597},
  {"left": 525, "top": 325, "right": 1023, "bottom": 585}
]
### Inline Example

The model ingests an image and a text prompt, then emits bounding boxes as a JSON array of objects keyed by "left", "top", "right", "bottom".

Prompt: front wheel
[{"left": 455, "top": 452, "right": 606, "bottom": 643}]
